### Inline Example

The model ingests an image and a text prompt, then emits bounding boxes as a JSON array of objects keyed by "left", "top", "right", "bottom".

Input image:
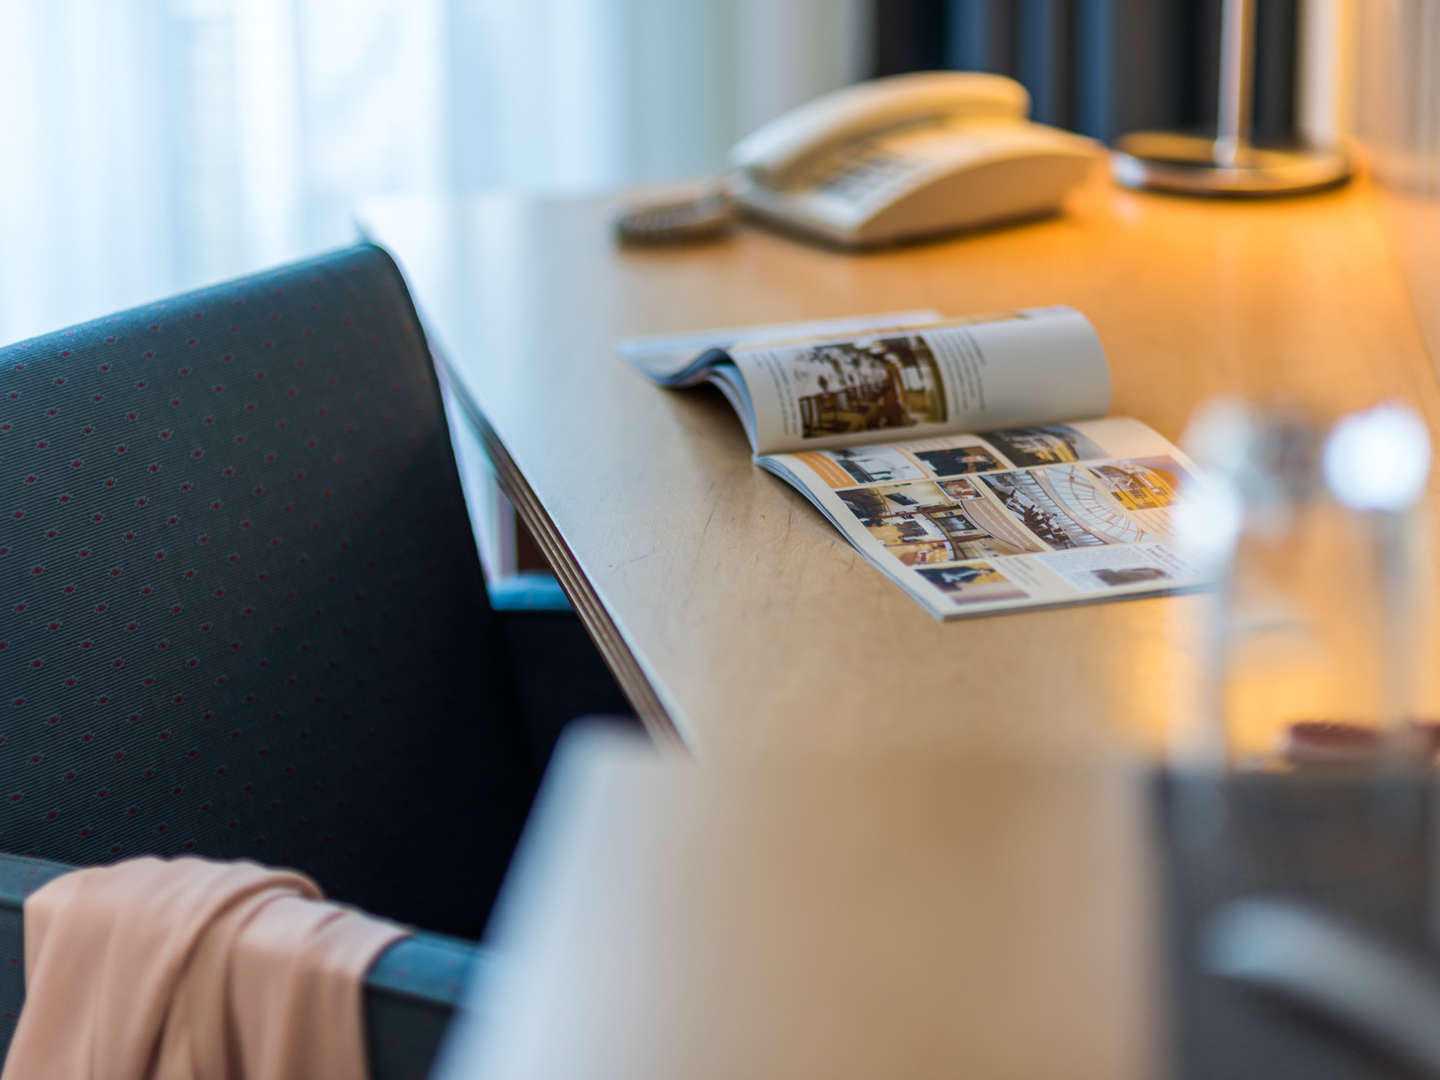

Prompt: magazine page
[
  {"left": 734, "top": 306, "right": 1109, "bottom": 455},
  {"left": 757, "top": 417, "right": 1205, "bottom": 619},
  {"left": 617, "top": 310, "right": 941, "bottom": 386}
]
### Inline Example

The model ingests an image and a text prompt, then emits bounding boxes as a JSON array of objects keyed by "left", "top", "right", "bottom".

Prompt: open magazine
[{"left": 619, "top": 307, "right": 1203, "bottom": 619}]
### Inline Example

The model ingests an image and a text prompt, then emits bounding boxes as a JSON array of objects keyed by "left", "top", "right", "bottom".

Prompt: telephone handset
[
  {"left": 618, "top": 72, "right": 1101, "bottom": 250},
  {"left": 729, "top": 70, "right": 1031, "bottom": 187}
]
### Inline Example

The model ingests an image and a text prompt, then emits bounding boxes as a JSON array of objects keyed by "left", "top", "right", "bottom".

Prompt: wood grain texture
[{"left": 359, "top": 175, "right": 1440, "bottom": 758}]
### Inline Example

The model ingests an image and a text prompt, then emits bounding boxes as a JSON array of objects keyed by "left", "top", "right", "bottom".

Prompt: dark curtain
[{"left": 873, "top": 0, "right": 1298, "bottom": 144}]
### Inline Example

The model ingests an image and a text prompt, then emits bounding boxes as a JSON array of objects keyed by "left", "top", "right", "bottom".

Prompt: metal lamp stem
[
  {"left": 1216, "top": 0, "right": 1255, "bottom": 166},
  {"left": 1110, "top": 0, "right": 1350, "bottom": 197}
]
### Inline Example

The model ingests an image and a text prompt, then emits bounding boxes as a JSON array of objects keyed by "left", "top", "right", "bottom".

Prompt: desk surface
[
  {"left": 440, "top": 734, "right": 1159, "bottom": 1079},
  {"left": 359, "top": 177, "right": 1440, "bottom": 756}
]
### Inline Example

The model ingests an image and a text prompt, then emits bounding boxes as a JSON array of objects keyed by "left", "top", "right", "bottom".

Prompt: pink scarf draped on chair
[{"left": 2, "top": 857, "right": 409, "bottom": 1080}]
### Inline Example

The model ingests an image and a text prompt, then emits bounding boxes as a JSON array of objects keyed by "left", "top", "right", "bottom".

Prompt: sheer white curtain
[{"left": 0, "top": 0, "right": 871, "bottom": 344}]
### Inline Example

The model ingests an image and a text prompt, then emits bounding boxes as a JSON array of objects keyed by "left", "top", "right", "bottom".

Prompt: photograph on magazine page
[{"left": 789, "top": 335, "right": 947, "bottom": 439}]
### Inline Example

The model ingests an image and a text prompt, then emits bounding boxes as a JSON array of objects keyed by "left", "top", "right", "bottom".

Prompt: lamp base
[{"left": 1110, "top": 131, "right": 1351, "bottom": 197}]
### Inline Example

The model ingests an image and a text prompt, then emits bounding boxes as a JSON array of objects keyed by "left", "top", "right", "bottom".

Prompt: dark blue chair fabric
[
  {"left": 0, "top": 242, "right": 638, "bottom": 1077},
  {"left": 0, "top": 243, "right": 544, "bottom": 936}
]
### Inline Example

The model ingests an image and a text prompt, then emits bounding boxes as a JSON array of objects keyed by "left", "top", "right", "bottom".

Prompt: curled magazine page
[
  {"left": 617, "top": 310, "right": 940, "bottom": 386},
  {"left": 735, "top": 306, "right": 1110, "bottom": 455},
  {"left": 706, "top": 366, "right": 758, "bottom": 448},
  {"left": 757, "top": 417, "right": 1207, "bottom": 619}
]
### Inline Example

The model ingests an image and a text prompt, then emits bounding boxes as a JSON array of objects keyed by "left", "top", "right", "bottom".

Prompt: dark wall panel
[
  {"left": 946, "top": 0, "right": 1018, "bottom": 74},
  {"left": 1075, "top": 0, "right": 1182, "bottom": 142},
  {"left": 1017, "top": 0, "right": 1075, "bottom": 128},
  {"left": 873, "top": 0, "right": 1298, "bottom": 143},
  {"left": 873, "top": 1, "right": 950, "bottom": 75}
]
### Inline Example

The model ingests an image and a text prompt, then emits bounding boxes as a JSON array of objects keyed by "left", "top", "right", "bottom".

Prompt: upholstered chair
[{"left": 0, "top": 244, "right": 633, "bottom": 1074}]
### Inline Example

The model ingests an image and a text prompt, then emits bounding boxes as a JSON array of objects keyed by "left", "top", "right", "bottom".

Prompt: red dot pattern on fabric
[{"left": 0, "top": 246, "right": 506, "bottom": 945}]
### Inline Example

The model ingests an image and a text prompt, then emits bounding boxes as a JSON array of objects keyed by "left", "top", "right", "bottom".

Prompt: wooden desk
[
  {"left": 358, "top": 177, "right": 1440, "bottom": 756},
  {"left": 438, "top": 734, "right": 1161, "bottom": 1079}
]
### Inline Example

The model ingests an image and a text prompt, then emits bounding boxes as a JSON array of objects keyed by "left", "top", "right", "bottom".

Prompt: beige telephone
[{"left": 620, "top": 72, "right": 1101, "bottom": 250}]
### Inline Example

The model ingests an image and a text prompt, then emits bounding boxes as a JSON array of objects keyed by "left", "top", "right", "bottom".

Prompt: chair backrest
[
  {"left": 0, "top": 853, "right": 476, "bottom": 1078},
  {"left": 0, "top": 244, "right": 535, "bottom": 938}
]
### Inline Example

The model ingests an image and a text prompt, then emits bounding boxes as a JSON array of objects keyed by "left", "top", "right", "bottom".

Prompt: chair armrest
[
  {"left": 489, "top": 572, "right": 574, "bottom": 612},
  {"left": 0, "top": 854, "right": 71, "bottom": 1060},
  {"left": 364, "top": 932, "right": 480, "bottom": 1080},
  {"left": 0, "top": 855, "right": 478, "bottom": 1080}
]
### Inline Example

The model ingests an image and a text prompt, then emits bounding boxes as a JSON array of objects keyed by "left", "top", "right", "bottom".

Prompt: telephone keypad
[{"left": 812, "top": 149, "right": 916, "bottom": 206}]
